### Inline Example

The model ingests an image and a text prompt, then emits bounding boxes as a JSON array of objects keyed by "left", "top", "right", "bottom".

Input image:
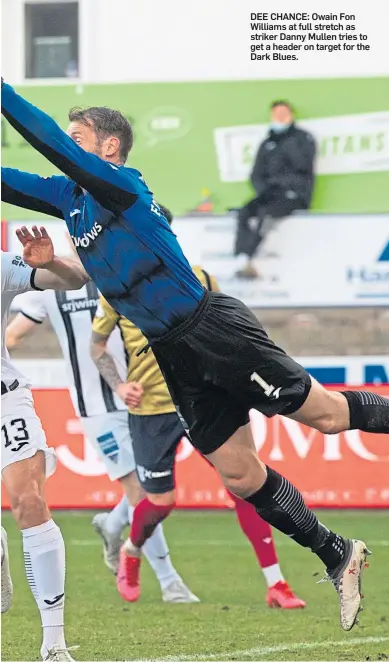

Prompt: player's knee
[
  {"left": 222, "top": 465, "right": 266, "bottom": 499},
  {"left": 147, "top": 490, "right": 176, "bottom": 507},
  {"left": 11, "top": 487, "right": 49, "bottom": 529},
  {"left": 224, "top": 476, "right": 255, "bottom": 498},
  {"left": 315, "top": 392, "right": 349, "bottom": 434},
  {"left": 314, "top": 413, "right": 343, "bottom": 435},
  {"left": 212, "top": 451, "right": 266, "bottom": 497}
]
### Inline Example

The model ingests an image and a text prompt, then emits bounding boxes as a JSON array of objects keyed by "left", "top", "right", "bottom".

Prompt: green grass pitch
[{"left": 1, "top": 509, "right": 389, "bottom": 661}]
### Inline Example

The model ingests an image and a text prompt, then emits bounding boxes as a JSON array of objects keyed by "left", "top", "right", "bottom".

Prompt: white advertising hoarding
[{"left": 174, "top": 213, "right": 389, "bottom": 308}]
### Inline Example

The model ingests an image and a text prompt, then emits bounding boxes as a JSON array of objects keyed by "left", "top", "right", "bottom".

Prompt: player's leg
[
  {"left": 129, "top": 490, "right": 196, "bottom": 603},
  {"left": 1, "top": 388, "right": 72, "bottom": 661},
  {"left": 95, "top": 494, "right": 130, "bottom": 545},
  {"left": 202, "top": 446, "right": 304, "bottom": 607},
  {"left": 203, "top": 329, "right": 375, "bottom": 630},
  {"left": 228, "top": 492, "right": 305, "bottom": 608},
  {"left": 152, "top": 293, "right": 375, "bottom": 629},
  {"left": 205, "top": 421, "right": 370, "bottom": 630},
  {"left": 118, "top": 413, "right": 199, "bottom": 603},
  {"left": 287, "top": 376, "right": 389, "bottom": 434},
  {"left": 84, "top": 411, "right": 139, "bottom": 573},
  {"left": 86, "top": 411, "right": 190, "bottom": 597},
  {"left": 86, "top": 412, "right": 135, "bottom": 573},
  {"left": 92, "top": 471, "right": 140, "bottom": 574}
]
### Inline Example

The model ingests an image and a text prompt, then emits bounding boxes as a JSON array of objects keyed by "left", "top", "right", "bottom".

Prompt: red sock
[
  {"left": 130, "top": 498, "right": 174, "bottom": 548},
  {"left": 228, "top": 490, "right": 279, "bottom": 569}
]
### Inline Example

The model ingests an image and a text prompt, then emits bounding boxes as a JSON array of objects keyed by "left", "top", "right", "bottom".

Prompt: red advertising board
[{"left": 1, "top": 386, "right": 388, "bottom": 509}]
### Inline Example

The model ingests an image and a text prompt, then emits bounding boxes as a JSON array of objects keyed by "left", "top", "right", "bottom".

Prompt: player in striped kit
[{"left": 6, "top": 275, "right": 199, "bottom": 603}]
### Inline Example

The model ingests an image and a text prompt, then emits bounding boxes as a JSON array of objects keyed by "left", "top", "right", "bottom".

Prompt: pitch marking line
[{"left": 138, "top": 636, "right": 389, "bottom": 662}]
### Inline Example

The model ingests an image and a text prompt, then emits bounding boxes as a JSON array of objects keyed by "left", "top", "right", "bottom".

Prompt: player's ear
[{"left": 104, "top": 135, "right": 120, "bottom": 159}]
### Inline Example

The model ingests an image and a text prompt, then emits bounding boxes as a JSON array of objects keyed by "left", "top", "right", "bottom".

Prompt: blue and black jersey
[{"left": 1, "top": 83, "right": 204, "bottom": 338}]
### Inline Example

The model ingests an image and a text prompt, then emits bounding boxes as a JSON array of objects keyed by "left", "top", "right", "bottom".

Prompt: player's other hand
[
  {"left": 116, "top": 382, "right": 143, "bottom": 408},
  {"left": 16, "top": 226, "right": 54, "bottom": 268}
]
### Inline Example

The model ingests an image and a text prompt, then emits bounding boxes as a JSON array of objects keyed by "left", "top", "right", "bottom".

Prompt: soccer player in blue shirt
[{"left": 2, "top": 81, "right": 388, "bottom": 632}]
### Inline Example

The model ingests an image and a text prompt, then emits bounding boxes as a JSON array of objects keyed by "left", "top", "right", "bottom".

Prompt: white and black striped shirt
[{"left": 16, "top": 282, "right": 127, "bottom": 418}]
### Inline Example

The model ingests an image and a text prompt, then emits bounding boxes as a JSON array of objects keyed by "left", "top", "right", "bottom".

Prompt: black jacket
[{"left": 250, "top": 124, "right": 316, "bottom": 208}]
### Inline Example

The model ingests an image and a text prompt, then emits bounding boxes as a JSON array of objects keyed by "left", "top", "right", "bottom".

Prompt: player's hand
[
  {"left": 116, "top": 382, "right": 143, "bottom": 408},
  {"left": 16, "top": 226, "right": 54, "bottom": 268}
]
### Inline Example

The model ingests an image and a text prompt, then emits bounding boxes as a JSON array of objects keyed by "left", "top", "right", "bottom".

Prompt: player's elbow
[
  {"left": 5, "top": 330, "right": 18, "bottom": 351},
  {"left": 66, "top": 269, "right": 90, "bottom": 290}
]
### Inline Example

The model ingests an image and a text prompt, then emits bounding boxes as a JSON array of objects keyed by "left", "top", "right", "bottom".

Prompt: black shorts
[
  {"left": 129, "top": 412, "right": 185, "bottom": 493},
  {"left": 151, "top": 292, "right": 311, "bottom": 455}
]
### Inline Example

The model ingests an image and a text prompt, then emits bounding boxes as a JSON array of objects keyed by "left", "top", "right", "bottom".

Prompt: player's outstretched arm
[
  {"left": 2, "top": 82, "right": 137, "bottom": 213},
  {"left": 2, "top": 167, "right": 73, "bottom": 219},
  {"left": 16, "top": 225, "right": 89, "bottom": 290}
]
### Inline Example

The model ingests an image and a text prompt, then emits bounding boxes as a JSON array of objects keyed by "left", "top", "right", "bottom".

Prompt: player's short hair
[
  {"left": 270, "top": 100, "right": 294, "bottom": 113},
  {"left": 68, "top": 106, "right": 133, "bottom": 162},
  {"left": 158, "top": 204, "right": 173, "bottom": 225}
]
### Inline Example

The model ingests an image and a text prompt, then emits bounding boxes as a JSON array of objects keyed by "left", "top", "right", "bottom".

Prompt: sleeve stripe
[
  {"left": 30, "top": 269, "right": 43, "bottom": 291},
  {"left": 21, "top": 311, "right": 43, "bottom": 324}
]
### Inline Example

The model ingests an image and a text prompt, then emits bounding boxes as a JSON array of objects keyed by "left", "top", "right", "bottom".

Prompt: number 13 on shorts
[{"left": 2, "top": 418, "right": 30, "bottom": 453}]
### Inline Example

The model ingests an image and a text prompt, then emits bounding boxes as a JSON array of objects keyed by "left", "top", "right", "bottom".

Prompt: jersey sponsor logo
[
  {"left": 250, "top": 371, "right": 281, "bottom": 399},
  {"left": 60, "top": 297, "right": 100, "bottom": 314},
  {"left": 71, "top": 221, "right": 103, "bottom": 248},
  {"left": 11, "top": 255, "right": 27, "bottom": 268}
]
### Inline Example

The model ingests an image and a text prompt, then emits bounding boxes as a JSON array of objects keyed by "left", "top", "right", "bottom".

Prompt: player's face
[
  {"left": 270, "top": 105, "right": 293, "bottom": 125},
  {"left": 67, "top": 121, "right": 103, "bottom": 157}
]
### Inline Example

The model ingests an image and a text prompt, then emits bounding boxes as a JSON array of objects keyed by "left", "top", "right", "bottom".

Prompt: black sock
[
  {"left": 246, "top": 466, "right": 345, "bottom": 569},
  {"left": 343, "top": 390, "right": 389, "bottom": 433}
]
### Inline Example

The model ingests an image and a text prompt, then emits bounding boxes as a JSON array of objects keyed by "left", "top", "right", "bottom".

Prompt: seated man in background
[
  {"left": 235, "top": 100, "right": 316, "bottom": 279},
  {"left": 91, "top": 209, "right": 305, "bottom": 609}
]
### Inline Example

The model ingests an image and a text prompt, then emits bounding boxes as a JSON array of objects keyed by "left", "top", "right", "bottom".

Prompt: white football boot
[
  {"left": 92, "top": 512, "right": 122, "bottom": 575},
  {"left": 1, "top": 526, "right": 13, "bottom": 613},
  {"left": 162, "top": 579, "right": 200, "bottom": 603},
  {"left": 319, "top": 538, "right": 371, "bottom": 631},
  {"left": 42, "top": 645, "right": 78, "bottom": 661}
]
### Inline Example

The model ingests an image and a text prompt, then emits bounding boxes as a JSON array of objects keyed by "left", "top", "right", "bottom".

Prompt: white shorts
[
  {"left": 1, "top": 387, "right": 56, "bottom": 477},
  {"left": 81, "top": 410, "right": 135, "bottom": 481}
]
